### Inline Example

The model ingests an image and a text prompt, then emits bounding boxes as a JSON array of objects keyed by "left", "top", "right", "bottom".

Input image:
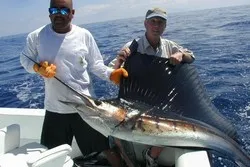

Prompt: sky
[{"left": 0, "top": 0, "right": 249, "bottom": 37}]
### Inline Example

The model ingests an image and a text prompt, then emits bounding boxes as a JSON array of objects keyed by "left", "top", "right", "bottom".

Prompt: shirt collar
[{"left": 142, "top": 34, "right": 163, "bottom": 50}]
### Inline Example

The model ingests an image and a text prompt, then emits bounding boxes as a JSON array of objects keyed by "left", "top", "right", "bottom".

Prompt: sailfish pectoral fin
[{"left": 114, "top": 119, "right": 126, "bottom": 128}]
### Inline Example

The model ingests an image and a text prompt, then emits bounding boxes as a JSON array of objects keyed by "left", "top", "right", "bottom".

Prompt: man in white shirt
[{"left": 20, "top": 0, "right": 127, "bottom": 166}]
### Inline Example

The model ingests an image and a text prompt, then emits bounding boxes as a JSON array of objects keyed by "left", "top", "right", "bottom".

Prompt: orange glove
[
  {"left": 33, "top": 61, "right": 56, "bottom": 78},
  {"left": 110, "top": 68, "right": 128, "bottom": 85}
]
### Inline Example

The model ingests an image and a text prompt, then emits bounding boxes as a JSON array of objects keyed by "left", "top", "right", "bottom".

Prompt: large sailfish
[{"left": 60, "top": 41, "right": 250, "bottom": 167}]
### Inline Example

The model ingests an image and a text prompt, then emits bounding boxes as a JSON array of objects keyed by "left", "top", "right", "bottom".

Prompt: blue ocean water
[{"left": 0, "top": 5, "right": 250, "bottom": 166}]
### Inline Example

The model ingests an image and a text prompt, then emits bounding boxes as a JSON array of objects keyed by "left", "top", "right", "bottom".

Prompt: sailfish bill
[{"left": 60, "top": 52, "right": 250, "bottom": 167}]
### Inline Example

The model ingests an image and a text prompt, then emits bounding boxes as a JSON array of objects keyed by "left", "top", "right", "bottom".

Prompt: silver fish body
[{"left": 61, "top": 95, "right": 250, "bottom": 167}]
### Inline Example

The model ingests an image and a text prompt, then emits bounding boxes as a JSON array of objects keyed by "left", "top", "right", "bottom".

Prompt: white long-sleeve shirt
[{"left": 20, "top": 24, "right": 113, "bottom": 113}]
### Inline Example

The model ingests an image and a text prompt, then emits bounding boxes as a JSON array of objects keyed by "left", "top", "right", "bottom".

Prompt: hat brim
[{"left": 146, "top": 13, "right": 167, "bottom": 20}]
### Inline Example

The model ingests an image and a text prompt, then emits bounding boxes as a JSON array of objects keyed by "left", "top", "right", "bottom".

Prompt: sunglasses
[{"left": 48, "top": 7, "right": 70, "bottom": 16}]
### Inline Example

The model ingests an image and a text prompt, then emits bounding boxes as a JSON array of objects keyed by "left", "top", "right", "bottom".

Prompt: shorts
[{"left": 41, "top": 110, "right": 110, "bottom": 156}]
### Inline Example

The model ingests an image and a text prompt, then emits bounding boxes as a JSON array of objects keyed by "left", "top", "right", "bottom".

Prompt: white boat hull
[
  {"left": 0, "top": 108, "right": 82, "bottom": 159},
  {"left": 0, "top": 108, "right": 211, "bottom": 167}
]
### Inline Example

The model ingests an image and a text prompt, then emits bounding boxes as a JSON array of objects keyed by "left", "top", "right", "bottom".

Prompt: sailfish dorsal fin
[{"left": 118, "top": 52, "right": 239, "bottom": 141}]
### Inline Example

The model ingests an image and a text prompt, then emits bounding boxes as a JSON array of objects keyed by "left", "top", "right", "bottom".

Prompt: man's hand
[
  {"left": 169, "top": 52, "right": 183, "bottom": 65},
  {"left": 33, "top": 61, "right": 56, "bottom": 78},
  {"left": 114, "top": 47, "right": 131, "bottom": 69},
  {"left": 110, "top": 68, "right": 128, "bottom": 85}
]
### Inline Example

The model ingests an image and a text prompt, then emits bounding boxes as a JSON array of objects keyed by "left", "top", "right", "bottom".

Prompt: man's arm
[
  {"left": 20, "top": 32, "right": 38, "bottom": 73},
  {"left": 108, "top": 42, "right": 132, "bottom": 69},
  {"left": 179, "top": 48, "right": 195, "bottom": 63},
  {"left": 168, "top": 40, "right": 195, "bottom": 65}
]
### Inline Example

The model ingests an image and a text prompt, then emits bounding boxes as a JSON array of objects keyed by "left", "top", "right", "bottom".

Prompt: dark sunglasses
[{"left": 48, "top": 7, "right": 70, "bottom": 15}]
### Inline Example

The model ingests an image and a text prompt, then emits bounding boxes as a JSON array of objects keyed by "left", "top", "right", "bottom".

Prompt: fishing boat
[{"left": 0, "top": 57, "right": 245, "bottom": 167}]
